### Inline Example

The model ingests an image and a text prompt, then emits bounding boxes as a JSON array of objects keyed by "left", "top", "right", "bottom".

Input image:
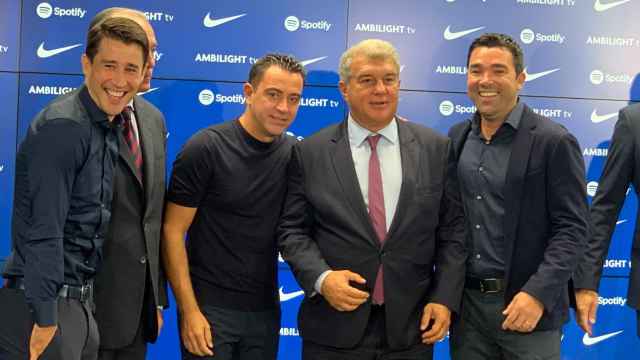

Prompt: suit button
[{"left": 139, "top": 256, "right": 147, "bottom": 264}]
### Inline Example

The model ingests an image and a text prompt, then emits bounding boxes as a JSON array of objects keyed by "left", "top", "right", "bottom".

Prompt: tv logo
[
  {"left": 284, "top": 16, "right": 300, "bottom": 32},
  {"left": 439, "top": 101, "right": 455, "bottom": 116}
]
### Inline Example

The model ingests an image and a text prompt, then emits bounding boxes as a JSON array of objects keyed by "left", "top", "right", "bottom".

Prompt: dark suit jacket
[
  {"left": 574, "top": 103, "right": 640, "bottom": 311},
  {"left": 93, "top": 95, "right": 167, "bottom": 348},
  {"left": 278, "top": 118, "right": 466, "bottom": 349},
  {"left": 449, "top": 104, "right": 588, "bottom": 331}
]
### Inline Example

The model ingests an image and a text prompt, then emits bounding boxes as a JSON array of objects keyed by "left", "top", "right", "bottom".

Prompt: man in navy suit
[
  {"left": 574, "top": 102, "right": 640, "bottom": 338},
  {"left": 279, "top": 39, "right": 466, "bottom": 360},
  {"left": 448, "top": 33, "right": 588, "bottom": 360}
]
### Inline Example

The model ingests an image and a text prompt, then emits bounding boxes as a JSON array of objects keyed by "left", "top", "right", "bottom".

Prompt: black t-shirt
[{"left": 167, "top": 119, "right": 295, "bottom": 310}]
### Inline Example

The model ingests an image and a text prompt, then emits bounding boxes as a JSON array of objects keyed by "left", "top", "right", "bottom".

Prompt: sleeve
[
  {"left": 521, "top": 131, "right": 589, "bottom": 311},
  {"left": 428, "top": 140, "right": 467, "bottom": 313},
  {"left": 277, "top": 144, "right": 331, "bottom": 294},
  {"left": 574, "top": 109, "right": 635, "bottom": 290},
  {"left": 167, "top": 130, "right": 216, "bottom": 208},
  {"left": 22, "top": 119, "right": 86, "bottom": 326}
]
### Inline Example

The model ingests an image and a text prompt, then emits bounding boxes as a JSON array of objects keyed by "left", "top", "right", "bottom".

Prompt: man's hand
[
  {"left": 29, "top": 324, "right": 57, "bottom": 360},
  {"left": 421, "top": 303, "right": 451, "bottom": 344},
  {"left": 180, "top": 309, "right": 213, "bottom": 356},
  {"left": 157, "top": 309, "right": 164, "bottom": 338},
  {"left": 502, "top": 291, "right": 544, "bottom": 333},
  {"left": 321, "top": 270, "right": 369, "bottom": 311},
  {"left": 575, "top": 289, "right": 598, "bottom": 335}
]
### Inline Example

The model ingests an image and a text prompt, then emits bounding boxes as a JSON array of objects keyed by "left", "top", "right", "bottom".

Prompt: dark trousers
[
  {"left": 450, "top": 288, "right": 561, "bottom": 360},
  {"left": 0, "top": 288, "right": 99, "bottom": 360},
  {"left": 97, "top": 321, "right": 146, "bottom": 360},
  {"left": 97, "top": 272, "right": 156, "bottom": 360},
  {"left": 302, "top": 305, "right": 433, "bottom": 360},
  {"left": 180, "top": 305, "right": 280, "bottom": 360}
]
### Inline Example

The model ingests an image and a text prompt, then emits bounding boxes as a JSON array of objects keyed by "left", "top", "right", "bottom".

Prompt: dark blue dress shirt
[
  {"left": 3, "top": 86, "right": 119, "bottom": 326},
  {"left": 458, "top": 102, "right": 524, "bottom": 278}
]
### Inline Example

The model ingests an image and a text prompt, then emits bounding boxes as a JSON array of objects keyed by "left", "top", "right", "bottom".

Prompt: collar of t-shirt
[{"left": 234, "top": 118, "right": 280, "bottom": 151}]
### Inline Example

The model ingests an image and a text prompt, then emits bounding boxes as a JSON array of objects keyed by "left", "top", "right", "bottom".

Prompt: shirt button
[
  {"left": 475, "top": 224, "right": 481, "bottom": 229},
  {"left": 100, "top": 203, "right": 105, "bottom": 208},
  {"left": 476, "top": 254, "right": 481, "bottom": 259},
  {"left": 476, "top": 195, "right": 482, "bottom": 200},
  {"left": 478, "top": 166, "right": 484, "bottom": 172},
  {"left": 139, "top": 256, "right": 147, "bottom": 264}
]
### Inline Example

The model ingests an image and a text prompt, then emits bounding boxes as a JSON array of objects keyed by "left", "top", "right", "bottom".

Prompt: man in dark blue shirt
[
  {"left": 0, "top": 17, "right": 149, "bottom": 360},
  {"left": 448, "top": 33, "right": 588, "bottom": 360}
]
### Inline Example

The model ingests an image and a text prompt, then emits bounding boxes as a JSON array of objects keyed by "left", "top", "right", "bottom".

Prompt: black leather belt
[
  {"left": 5, "top": 277, "right": 94, "bottom": 302},
  {"left": 465, "top": 277, "right": 505, "bottom": 294}
]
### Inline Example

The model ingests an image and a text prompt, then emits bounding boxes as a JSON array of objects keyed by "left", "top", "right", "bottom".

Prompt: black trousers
[
  {"left": 450, "top": 288, "right": 561, "bottom": 360},
  {"left": 180, "top": 304, "right": 280, "bottom": 360},
  {"left": 97, "top": 272, "right": 156, "bottom": 360},
  {"left": 302, "top": 305, "right": 433, "bottom": 360},
  {"left": 0, "top": 287, "right": 99, "bottom": 360}
]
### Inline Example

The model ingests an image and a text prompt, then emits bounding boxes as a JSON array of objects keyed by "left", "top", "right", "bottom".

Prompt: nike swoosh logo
[
  {"left": 443, "top": 25, "right": 485, "bottom": 40},
  {"left": 591, "top": 109, "right": 618, "bottom": 123},
  {"left": 582, "top": 330, "right": 623, "bottom": 346},
  {"left": 523, "top": 67, "right": 560, "bottom": 82},
  {"left": 594, "top": 0, "right": 631, "bottom": 12},
  {"left": 138, "top": 87, "right": 159, "bottom": 96},
  {"left": 279, "top": 287, "right": 304, "bottom": 302},
  {"left": 617, "top": 219, "right": 628, "bottom": 225},
  {"left": 203, "top": 13, "right": 247, "bottom": 28},
  {"left": 36, "top": 42, "right": 82, "bottom": 58},
  {"left": 300, "top": 56, "right": 327, "bottom": 67}
]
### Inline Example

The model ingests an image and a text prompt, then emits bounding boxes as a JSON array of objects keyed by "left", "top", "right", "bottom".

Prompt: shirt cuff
[
  {"left": 30, "top": 299, "right": 58, "bottom": 326},
  {"left": 314, "top": 270, "right": 332, "bottom": 295}
]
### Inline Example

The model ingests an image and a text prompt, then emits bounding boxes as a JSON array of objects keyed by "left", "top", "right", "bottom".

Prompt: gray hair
[{"left": 339, "top": 39, "right": 400, "bottom": 82}]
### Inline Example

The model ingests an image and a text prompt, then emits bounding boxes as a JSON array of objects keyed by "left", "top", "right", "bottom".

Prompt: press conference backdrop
[{"left": 1, "top": 0, "right": 639, "bottom": 358}]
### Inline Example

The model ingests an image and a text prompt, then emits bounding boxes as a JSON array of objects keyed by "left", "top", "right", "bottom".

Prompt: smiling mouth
[
  {"left": 106, "top": 89, "right": 126, "bottom": 98},
  {"left": 478, "top": 91, "right": 497, "bottom": 97}
]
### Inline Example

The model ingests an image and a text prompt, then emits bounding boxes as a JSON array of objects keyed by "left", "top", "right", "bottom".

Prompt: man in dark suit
[
  {"left": 574, "top": 103, "right": 640, "bottom": 338},
  {"left": 278, "top": 38, "right": 466, "bottom": 360},
  {"left": 447, "top": 33, "right": 588, "bottom": 360},
  {"left": 88, "top": 8, "right": 168, "bottom": 360}
]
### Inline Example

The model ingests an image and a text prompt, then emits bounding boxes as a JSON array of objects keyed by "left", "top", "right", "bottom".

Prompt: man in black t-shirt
[{"left": 162, "top": 54, "right": 305, "bottom": 360}]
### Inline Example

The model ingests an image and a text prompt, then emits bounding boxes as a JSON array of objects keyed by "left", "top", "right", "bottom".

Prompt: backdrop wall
[{"left": 1, "top": 0, "right": 639, "bottom": 359}]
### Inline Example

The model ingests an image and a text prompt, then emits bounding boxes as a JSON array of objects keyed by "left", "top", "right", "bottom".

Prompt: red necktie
[
  {"left": 367, "top": 135, "right": 386, "bottom": 304},
  {"left": 120, "top": 106, "right": 143, "bottom": 179}
]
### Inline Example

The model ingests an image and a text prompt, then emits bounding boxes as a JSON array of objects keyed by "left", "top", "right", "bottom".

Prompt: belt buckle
[
  {"left": 80, "top": 283, "right": 92, "bottom": 302},
  {"left": 480, "top": 278, "right": 501, "bottom": 294}
]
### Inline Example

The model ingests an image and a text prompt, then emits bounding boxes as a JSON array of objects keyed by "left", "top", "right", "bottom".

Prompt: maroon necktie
[
  {"left": 367, "top": 135, "right": 386, "bottom": 304},
  {"left": 120, "top": 106, "right": 143, "bottom": 179}
]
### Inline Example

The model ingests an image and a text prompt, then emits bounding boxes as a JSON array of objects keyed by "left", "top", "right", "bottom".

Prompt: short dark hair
[
  {"left": 248, "top": 54, "right": 306, "bottom": 87},
  {"left": 85, "top": 17, "right": 149, "bottom": 67},
  {"left": 467, "top": 33, "right": 524, "bottom": 75}
]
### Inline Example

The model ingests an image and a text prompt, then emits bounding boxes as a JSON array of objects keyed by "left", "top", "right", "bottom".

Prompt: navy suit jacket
[
  {"left": 574, "top": 103, "right": 640, "bottom": 311},
  {"left": 449, "top": 104, "right": 588, "bottom": 330}
]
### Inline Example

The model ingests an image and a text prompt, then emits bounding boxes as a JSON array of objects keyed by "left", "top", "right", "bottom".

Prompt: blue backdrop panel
[
  {"left": 0, "top": 73, "right": 18, "bottom": 259},
  {"left": 562, "top": 277, "right": 638, "bottom": 359},
  {"left": 348, "top": 0, "right": 640, "bottom": 101},
  {"left": 0, "top": 0, "right": 20, "bottom": 71},
  {"left": 20, "top": 0, "right": 347, "bottom": 85}
]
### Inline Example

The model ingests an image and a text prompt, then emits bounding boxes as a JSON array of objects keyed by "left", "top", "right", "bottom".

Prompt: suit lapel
[
  {"left": 134, "top": 97, "right": 155, "bottom": 209},
  {"left": 503, "top": 108, "right": 536, "bottom": 277},
  {"left": 329, "top": 121, "right": 380, "bottom": 246},
  {"left": 385, "top": 120, "right": 417, "bottom": 244}
]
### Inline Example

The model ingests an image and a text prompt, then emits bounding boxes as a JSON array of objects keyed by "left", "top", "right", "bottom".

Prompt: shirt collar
[
  {"left": 471, "top": 99, "right": 524, "bottom": 132},
  {"left": 78, "top": 85, "right": 111, "bottom": 129},
  {"left": 347, "top": 113, "right": 399, "bottom": 147}
]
